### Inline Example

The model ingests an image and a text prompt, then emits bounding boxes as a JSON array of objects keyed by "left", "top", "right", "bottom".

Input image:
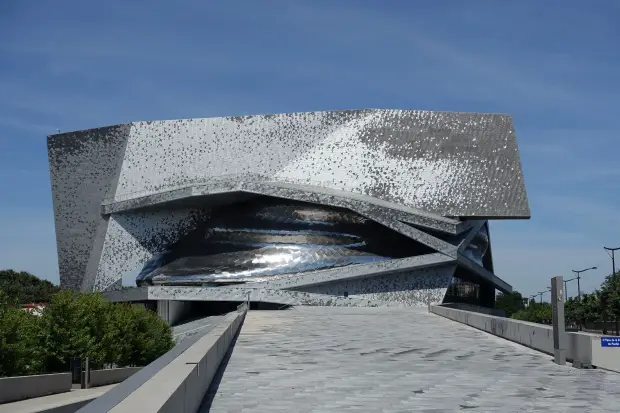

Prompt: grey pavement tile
[{"left": 204, "top": 307, "right": 620, "bottom": 412}]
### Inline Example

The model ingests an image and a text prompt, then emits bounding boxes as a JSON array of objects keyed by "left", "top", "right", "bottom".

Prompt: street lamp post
[
  {"left": 537, "top": 288, "right": 551, "bottom": 304},
  {"left": 603, "top": 247, "right": 620, "bottom": 279},
  {"left": 563, "top": 277, "right": 578, "bottom": 301},
  {"left": 572, "top": 267, "right": 597, "bottom": 301}
]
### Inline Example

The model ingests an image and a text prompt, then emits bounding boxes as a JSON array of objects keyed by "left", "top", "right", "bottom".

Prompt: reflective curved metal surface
[
  {"left": 463, "top": 224, "right": 489, "bottom": 266},
  {"left": 137, "top": 201, "right": 431, "bottom": 286}
]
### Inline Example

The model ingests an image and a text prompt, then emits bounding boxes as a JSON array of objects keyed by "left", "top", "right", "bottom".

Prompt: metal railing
[{"left": 236, "top": 291, "right": 251, "bottom": 313}]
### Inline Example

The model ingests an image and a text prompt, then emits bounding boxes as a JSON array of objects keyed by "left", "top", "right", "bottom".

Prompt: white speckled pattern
[
  {"left": 93, "top": 208, "right": 209, "bottom": 291},
  {"left": 145, "top": 266, "right": 453, "bottom": 308},
  {"left": 293, "top": 265, "right": 455, "bottom": 307},
  {"left": 111, "top": 110, "right": 529, "bottom": 218},
  {"left": 48, "top": 109, "right": 527, "bottom": 294},
  {"left": 147, "top": 286, "right": 408, "bottom": 307}
]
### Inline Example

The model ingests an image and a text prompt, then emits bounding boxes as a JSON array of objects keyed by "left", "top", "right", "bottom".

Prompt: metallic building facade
[{"left": 47, "top": 109, "right": 529, "bottom": 307}]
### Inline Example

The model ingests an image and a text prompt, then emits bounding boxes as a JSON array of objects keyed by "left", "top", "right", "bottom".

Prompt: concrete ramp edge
[
  {"left": 107, "top": 308, "right": 246, "bottom": 413},
  {"left": 430, "top": 305, "right": 620, "bottom": 373}
]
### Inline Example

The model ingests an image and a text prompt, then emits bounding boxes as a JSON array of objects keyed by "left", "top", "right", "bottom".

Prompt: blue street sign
[{"left": 601, "top": 337, "right": 620, "bottom": 347}]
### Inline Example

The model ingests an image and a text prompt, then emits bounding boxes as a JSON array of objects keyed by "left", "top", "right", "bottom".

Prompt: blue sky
[{"left": 1, "top": 0, "right": 619, "bottom": 299}]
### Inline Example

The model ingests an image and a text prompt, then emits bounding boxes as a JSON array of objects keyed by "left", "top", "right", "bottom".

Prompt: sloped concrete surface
[
  {"left": 0, "top": 384, "right": 116, "bottom": 413},
  {"left": 204, "top": 307, "right": 620, "bottom": 412},
  {"left": 172, "top": 315, "right": 223, "bottom": 344}
]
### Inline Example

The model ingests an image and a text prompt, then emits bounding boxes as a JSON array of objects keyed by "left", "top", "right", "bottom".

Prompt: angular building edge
[{"left": 47, "top": 109, "right": 530, "bottom": 309}]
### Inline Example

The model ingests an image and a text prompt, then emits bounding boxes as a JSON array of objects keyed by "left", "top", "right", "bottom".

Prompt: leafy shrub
[
  {"left": 38, "top": 291, "right": 113, "bottom": 372},
  {"left": 511, "top": 302, "right": 552, "bottom": 324},
  {"left": 0, "top": 290, "right": 42, "bottom": 376},
  {"left": 0, "top": 288, "right": 174, "bottom": 377},
  {"left": 105, "top": 302, "right": 174, "bottom": 367}
]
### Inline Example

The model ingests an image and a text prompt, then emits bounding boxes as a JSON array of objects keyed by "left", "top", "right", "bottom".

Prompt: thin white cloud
[
  {"left": 0, "top": 116, "right": 57, "bottom": 135},
  {"left": 273, "top": 2, "right": 601, "bottom": 111}
]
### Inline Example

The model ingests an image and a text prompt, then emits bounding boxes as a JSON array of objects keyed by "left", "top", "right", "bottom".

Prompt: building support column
[{"left": 479, "top": 281, "right": 495, "bottom": 308}]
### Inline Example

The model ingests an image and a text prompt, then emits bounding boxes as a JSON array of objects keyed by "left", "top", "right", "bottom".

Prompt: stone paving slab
[{"left": 202, "top": 307, "right": 620, "bottom": 413}]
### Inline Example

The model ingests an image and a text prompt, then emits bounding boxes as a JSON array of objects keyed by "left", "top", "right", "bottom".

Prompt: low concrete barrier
[
  {"left": 431, "top": 305, "right": 620, "bottom": 373},
  {"left": 0, "top": 385, "right": 116, "bottom": 413},
  {"left": 440, "top": 302, "right": 506, "bottom": 317},
  {"left": 78, "top": 307, "right": 246, "bottom": 413},
  {"left": 83, "top": 367, "right": 142, "bottom": 388},
  {"left": 0, "top": 368, "right": 142, "bottom": 405},
  {"left": 0, "top": 373, "right": 71, "bottom": 404},
  {"left": 76, "top": 314, "right": 232, "bottom": 413}
]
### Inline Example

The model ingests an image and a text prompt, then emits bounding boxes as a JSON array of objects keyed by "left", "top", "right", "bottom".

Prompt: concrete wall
[
  {"left": 82, "top": 367, "right": 142, "bottom": 388},
  {"left": 440, "top": 302, "right": 506, "bottom": 317},
  {"left": 431, "top": 305, "right": 620, "bottom": 373},
  {"left": 157, "top": 300, "right": 192, "bottom": 326},
  {"left": 0, "top": 373, "right": 71, "bottom": 404},
  {"left": 108, "top": 308, "right": 246, "bottom": 413},
  {"left": 0, "top": 368, "right": 142, "bottom": 405}
]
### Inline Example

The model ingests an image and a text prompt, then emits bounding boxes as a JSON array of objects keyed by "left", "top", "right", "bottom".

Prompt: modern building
[{"left": 47, "top": 109, "right": 529, "bottom": 313}]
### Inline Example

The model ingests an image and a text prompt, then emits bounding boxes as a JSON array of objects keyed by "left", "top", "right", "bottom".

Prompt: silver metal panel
[
  {"left": 108, "top": 109, "right": 530, "bottom": 218},
  {"left": 101, "top": 179, "right": 463, "bottom": 235},
  {"left": 48, "top": 125, "right": 130, "bottom": 290},
  {"left": 48, "top": 109, "right": 529, "bottom": 291},
  {"left": 242, "top": 253, "right": 456, "bottom": 290},
  {"left": 294, "top": 265, "right": 454, "bottom": 307},
  {"left": 137, "top": 201, "right": 434, "bottom": 286},
  {"left": 147, "top": 286, "right": 402, "bottom": 307}
]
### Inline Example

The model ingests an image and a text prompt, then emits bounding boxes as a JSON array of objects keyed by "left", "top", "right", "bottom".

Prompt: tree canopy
[
  {"left": 0, "top": 270, "right": 60, "bottom": 305},
  {"left": 495, "top": 291, "right": 525, "bottom": 317},
  {"left": 511, "top": 302, "right": 552, "bottom": 324},
  {"left": 0, "top": 282, "right": 174, "bottom": 377},
  {"left": 507, "top": 271, "right": 620, "bottom": 331}
]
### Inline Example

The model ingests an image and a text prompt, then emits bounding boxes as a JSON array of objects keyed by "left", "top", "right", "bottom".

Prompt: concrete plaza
[{"left": 203, "top": 307, "right": 620, "bottom": 412}]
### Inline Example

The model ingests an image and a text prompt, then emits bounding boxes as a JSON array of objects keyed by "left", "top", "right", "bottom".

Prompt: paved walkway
[
  {"left": 202, "top": 307, "right": 620, "bottom": 412},
  {"left": 0, "top": 384, "right": 115, "bottom": 413},
  {"left": 173, "top": 315, "right": 223, "bottom": 344}
]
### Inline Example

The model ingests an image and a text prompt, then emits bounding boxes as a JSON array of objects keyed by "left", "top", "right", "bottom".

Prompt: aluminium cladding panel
[
  {"left": 91, "top": 208, "right": 209, "bottom": 291},
  {"left": 292, "top": 264, "right": 456, "bottom": 307},
  {"left": 107, "top": 109, "right": 530, "bottom": 218},
  {"left": 47, "top": 125, "right": 130, "bottom": 290}
]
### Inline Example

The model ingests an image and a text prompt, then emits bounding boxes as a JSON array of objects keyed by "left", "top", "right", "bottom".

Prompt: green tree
[
  {"left": 39, "top": 291, "right": 115, "bottom": 372},
  {"left": 105, "top": 303, "right": 174, "bottom": 367},
  {"left": 600, "top": 272, "right": 620, "bottom": 334},
  {"left": 511, "top": 302, "right": 552, "bottom": 324},
  {"left": 495, "top": 291, "right": 525, "bottom": 317},
  {"left": 38, "top": 291, "right": 174, "bottom": 373},
  {"left": 1, "top": 280, "right": 175, "bottom": 377},
  {"left": 0, "top": 290, "right": 42, "bottom": 376},
  {"left": 0, "top": 270, "right": 60, "bottom": 305},
  {"left": 565, "top": 296, "right": 581, "bottom": 325},
  {"left": 580, "top": 292, "right": 601, "bottom": 325}
]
